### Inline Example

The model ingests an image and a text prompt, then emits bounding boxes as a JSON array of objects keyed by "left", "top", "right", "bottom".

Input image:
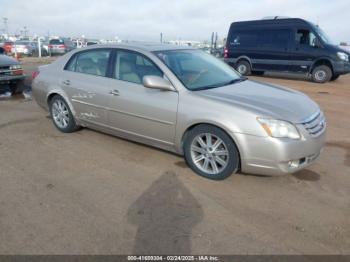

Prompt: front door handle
[
  {"left": 109, "top": 89, "right": 120, "bottom": 96},
  {"left": 62, "top": 80, "right": 70, "bottom": 86}
]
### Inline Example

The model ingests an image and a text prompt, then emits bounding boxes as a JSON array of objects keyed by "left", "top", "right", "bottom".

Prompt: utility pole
[
  {"left": 23, "top": 26, "right": 28, "bottom": 38},
  {"left": 160, "top": 32, "right": 163, "bottom": 43},
  {"left": 3, "top": 17, "right": 8, "bottom": 35}
]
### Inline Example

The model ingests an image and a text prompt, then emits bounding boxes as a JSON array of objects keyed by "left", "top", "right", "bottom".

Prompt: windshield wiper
[{"left": 193, "top": 77, "right": 247, "bottom": 91}]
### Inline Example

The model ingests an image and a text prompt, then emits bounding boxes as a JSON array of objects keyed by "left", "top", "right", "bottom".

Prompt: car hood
[
  {"left": 0, "top": 55, "right": 19, "bottom": 66},
  {"left": 197, "top": 80, "right": 320, "bottom": 123}
]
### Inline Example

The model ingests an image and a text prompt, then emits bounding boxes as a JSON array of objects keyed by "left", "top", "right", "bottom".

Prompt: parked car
[
  {"left": 224, "top": 17, "right": 350, "bottom": 83},
  {"left": 48, "top": 38, "right": 75, "bottom": 55},
  {"left": 11, "top": 40, "right": 35, "bottom": 56},
  {"left": 211, "top": 47, "right": 224, "bottom": 58},
  {"left": 3, "top": 41, "right": 14, "bottom": 54},
  {"left": 32, "top": 44, "right": 326, "bottom": 180},
  {"left": 0, "top": 52, "right": 25, "bottom": 94}
]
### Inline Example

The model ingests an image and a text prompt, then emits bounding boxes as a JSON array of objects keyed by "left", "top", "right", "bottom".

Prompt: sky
[{"left": 1, "top": 0, "right": 349, "bottom": 43}]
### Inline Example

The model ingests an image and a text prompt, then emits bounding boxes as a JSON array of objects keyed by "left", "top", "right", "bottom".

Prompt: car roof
[{"left": 81, "top": 42, "right": 193, "bottom": 52}]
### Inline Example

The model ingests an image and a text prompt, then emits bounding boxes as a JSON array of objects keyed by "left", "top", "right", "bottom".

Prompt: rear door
[{"left": 61, "top": 49, "right": 113, "bottom": 126}]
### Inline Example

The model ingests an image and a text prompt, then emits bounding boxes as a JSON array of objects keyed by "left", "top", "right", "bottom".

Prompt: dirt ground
[{"left": 0, "top": 57, "right": 349, "bottom": 255}]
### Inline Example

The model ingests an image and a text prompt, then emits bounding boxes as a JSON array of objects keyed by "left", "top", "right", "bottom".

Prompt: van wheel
[
  {"left": 330, "top": 74, "right": 340, "bottom": 81},
  {"left": 184, "top": 124, "right": 240, "bottom": 180},
  {"left": 311, "top": 65, "right": 332, "bottom": 83},
  {"left": 236, "top": 60, "right": 251, "bottom": 76}
]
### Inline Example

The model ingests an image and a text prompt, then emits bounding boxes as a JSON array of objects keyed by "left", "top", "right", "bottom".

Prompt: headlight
[
  {"left": 337, "top": 52, "right": 349, "bottom": 62},
  {"left": 257, "top": 118, "right": 301, "bottom": 139},
  {"left": 10, "top": 65, "right": 22, "bottom": 70}
]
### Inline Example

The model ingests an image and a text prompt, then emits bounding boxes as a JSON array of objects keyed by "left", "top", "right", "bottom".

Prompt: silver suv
[{"left": 32, "top": 44, "right": 326, "bottom": 180}]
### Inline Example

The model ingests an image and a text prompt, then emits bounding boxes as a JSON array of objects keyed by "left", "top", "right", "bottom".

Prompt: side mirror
[{"left": 143, "top": 75, "right": 174, "bottom": 91}]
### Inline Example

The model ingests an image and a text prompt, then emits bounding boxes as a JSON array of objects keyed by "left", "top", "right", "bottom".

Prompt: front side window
[
  {"left": 114, "top": 50, "right": 163, "bottom": 84},
  {"left": 74, "top": 50, "right": 111, "bottom": 76},
  {"left": 296, "top": 29, "right": 318, "bottom": 47},
  {"left": 154, "top": 50, "right": 242, "bottom": 91}
]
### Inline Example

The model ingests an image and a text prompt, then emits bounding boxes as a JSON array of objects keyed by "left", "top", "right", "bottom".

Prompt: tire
[
  {"left": 184, "top": 124, "right": 240, "bottom": 180},
  {"left": 235, "top": 60, "right": 251, "bottom": 76},
  {"left": 49, "top": 95, "right": 79, "bottom": 133},
  {"left": 311, "top": 65, "right": 332, "bottom": 83},
  {"left": 330, "top": 74, "right": 340, "bottom": 81},
  {"left": 9, "top": 80, "right": 24, "bottom": 95},
  {"left": 252, "top": 71, "right": 264, "bottom": 76}
]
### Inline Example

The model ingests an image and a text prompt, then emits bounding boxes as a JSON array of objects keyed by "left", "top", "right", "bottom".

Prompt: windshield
[
  {"left": 313, "top": 25, "right": 334, "bottom": 45},
  {"left": 154, "top": 49, "right": 242, "bottom": 90}
]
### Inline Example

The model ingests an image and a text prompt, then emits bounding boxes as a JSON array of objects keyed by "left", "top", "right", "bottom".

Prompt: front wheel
[
  {"left": 311, "top": 65, "right": 332, "bottom": 83},
  {"left": 184, "top": 125, "right": 240, "bottom": 180},
  {"left": 49, "top": 95, "right": 79, "bottom": 133}
]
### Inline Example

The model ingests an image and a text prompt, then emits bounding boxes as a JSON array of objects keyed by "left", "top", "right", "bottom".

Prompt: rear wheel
[
  {"left": 235, "top": 60, "right": 251, "bottom": 76},
  {"left": 184, "top": 124, "right": 240, "bottom": 180},
  {"left": 330, "top": 74, "right": 340, "bottom": 81},
  {"left": 49, "top": 95, "right": 79, "bottom": 133},
  {"left": 311, "top": 65, "right": 332, "bottom": 83}
]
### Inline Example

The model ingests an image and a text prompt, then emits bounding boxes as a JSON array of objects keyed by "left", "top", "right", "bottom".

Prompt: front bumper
[
  {"left": 232, "top": 126, "right": 326, "bottom": 176},
  {"left": 0, "top": 74, "right": 25, "bottom": 84},
  {"left": 333, "top": 61, "right": 350, "bottom": 75}
]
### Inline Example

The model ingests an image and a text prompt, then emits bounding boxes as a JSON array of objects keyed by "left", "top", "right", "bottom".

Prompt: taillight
[
  {"left": 48, "top": 45, "right": 53, "bottom": 48},
  {"left": 58, "top": 45, "right": 66, "bottom": 49},
  {"left": 224, "top": 47, "right": 228, "bottom": 58},
  {"left": 32, "top": 71, "right": 40, "bottom": 80}
]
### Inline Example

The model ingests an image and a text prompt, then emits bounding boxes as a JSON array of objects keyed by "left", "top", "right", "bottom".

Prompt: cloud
[{"left": 1, "top": 0, "right": 349, "bottom": 43}]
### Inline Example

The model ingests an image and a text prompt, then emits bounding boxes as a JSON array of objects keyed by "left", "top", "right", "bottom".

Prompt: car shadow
[
  {"left": 127, "top": 171, "right": 203, "bottom": 254},
  {"left": 292, "top": 169, "right": 320, "bottom": 181}
]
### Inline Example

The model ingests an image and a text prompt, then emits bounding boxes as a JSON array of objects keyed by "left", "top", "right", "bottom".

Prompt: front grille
[
  {"left": 0, "top": 67, "right": 12, "bottom": 76},
  {"left": 301, "top": 111, "right": 326, "bottom": 137}
]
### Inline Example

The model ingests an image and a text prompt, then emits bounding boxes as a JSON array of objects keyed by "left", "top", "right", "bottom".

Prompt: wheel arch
[
  {"left": 309, "top": 58, "right": 334, "bottom": 75},
  {"left": 46, "top": 90, "right": 77, "bottom": 117},
  {"left": 179, "top": 122, "right": 242, "bottom": 170},
  {"left": 236, "top": 56, "right": 252, "bottom": 67}
]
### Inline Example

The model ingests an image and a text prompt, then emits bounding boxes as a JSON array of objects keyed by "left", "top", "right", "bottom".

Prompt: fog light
[{"left": 288, "top": 160, "right": 300, "bottom": 169}]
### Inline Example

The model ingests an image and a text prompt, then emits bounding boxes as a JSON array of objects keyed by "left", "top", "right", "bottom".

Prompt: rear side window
[
  {"left": 65, "top": 49, "right": 111, "bottom": 77},
  {"left": 230, "top": 30, "right": 259, "bottom": 47},
  {"left": 230, "top": 28, "right": 290, "bottom": 49}
]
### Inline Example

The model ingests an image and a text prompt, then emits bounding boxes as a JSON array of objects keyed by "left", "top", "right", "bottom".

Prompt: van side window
[{"left": 296, "top": 29, "right": 317, "bottom": 47}]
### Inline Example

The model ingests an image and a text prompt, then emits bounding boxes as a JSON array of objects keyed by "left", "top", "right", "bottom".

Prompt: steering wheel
[{"left": 188, "top": 69, "right": 209, "bottom": 84}]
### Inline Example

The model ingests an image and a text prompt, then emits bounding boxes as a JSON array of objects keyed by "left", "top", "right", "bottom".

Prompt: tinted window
[
  {"left": 73, "top": 50, "right": 111, "bottom": 76},
  {"left": 230, "top": 30, "right": 259, "bottom": 47},
  {"left": 260, "top": 29, "right": 290, "bottom": 49},
  {"left": 49, "top": 39, "right": 64, "bottom": 45},
  {"left": 231, "top": 29, "right": 290, "bottom": 49},
  {"left": 114, "top": 50, "right": 163, "bottom": 84}
]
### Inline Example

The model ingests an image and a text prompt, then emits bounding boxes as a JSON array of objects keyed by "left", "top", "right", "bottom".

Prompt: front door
[
  {"left": 61, "top": 49, "right": 112, "bottom": 126},
  {"left": 106, "top": 49, "right": 178, "bottom": 146},
  {"left": 289, "top": 28, "right": 320, "bottom": 73}
]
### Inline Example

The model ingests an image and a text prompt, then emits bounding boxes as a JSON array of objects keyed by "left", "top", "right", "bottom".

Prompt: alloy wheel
[{"left": 190, "top": 133, "right": 229, "bottom": 175}]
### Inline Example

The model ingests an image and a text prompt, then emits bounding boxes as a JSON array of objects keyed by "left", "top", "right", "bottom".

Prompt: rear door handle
[
  {"left": 109, "top": 89, "right": 120, "bottom": 96},
  {"left": 62, "top": 80, "right": 70, "bottom": 86}
]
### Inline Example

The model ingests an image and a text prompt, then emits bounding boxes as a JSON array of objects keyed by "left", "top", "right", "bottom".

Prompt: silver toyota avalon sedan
[{"left": 32, "top": 43, "right": 326, "bottom": 180}]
